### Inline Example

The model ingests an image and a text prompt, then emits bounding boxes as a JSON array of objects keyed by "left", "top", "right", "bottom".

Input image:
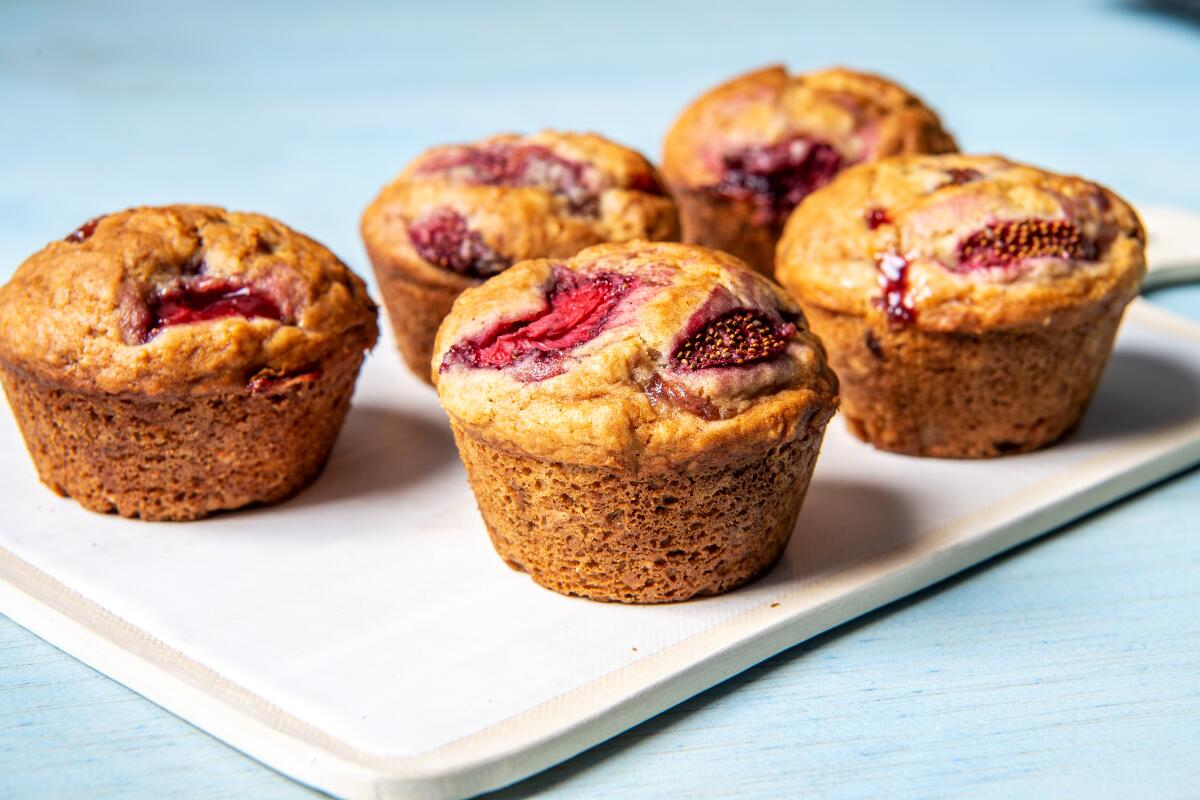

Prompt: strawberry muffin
[
  {"left": 0, "top": 206, "right": 378, "bottom": 520},
  {"left": 776, "top": 154, "right": 1146, "bottom": 458},
  {"left": 361, "top": 130, "right": 680, "bottom": 383},
  {"left": 433, "top": 241, "right": 837, "bottom": 603},
  {"left": 662, "top": 65, "right": 957, "bottom": 276}
]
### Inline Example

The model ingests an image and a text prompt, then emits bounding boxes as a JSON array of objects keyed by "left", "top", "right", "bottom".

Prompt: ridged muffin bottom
[
  {"left": 451, "top": 423, "right": 826, "bottom": 604},
  {"left": 802, "top": 304, "right": 1127, "bottom": 458},
  {"left": 372, "top": 263, "right": 465, "bottom": 386},
  {"left": 0, "top": 355, "right": 364, "bottom": 521},
  {"left": 673, "top": 187, "right": 781, "bottom": 279}
]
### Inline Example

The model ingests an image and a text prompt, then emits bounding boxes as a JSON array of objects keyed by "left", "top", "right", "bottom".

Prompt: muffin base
[
  {"left": 802, "top": 304, "right": 1126, "bottom": 458},
  {"left": 674, "top": 187, "right": 781, "bottom": 278},
  {"left": 372, "top": 264, "right": 468, "bottom": 385},
  {"left": 451, "top": 423, "right": 826, "bottom": 603},
  {"left": 0, "top": 356, "right": 364, "bottom": 521}
]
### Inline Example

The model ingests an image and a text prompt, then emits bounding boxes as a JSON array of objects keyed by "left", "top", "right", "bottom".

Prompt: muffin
[
  {"left": 662, "top": 65, "right": 957, "bottom": 276},
  {"left": 433, "top": 241, "right": 837, "bottom": 603},
  {"left": 0, "top": 205, "right": 379, "bottom": 520},
  {"left": 361, "top": 130, "right": 680, "bottom": 383},
  {"left": 776, "top": 154, "right": 1146, "bottom": 458}
]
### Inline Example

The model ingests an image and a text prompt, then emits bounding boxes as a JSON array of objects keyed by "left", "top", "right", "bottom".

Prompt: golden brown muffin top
[
  {"left": 433, "top": 241, "right": 837, "bottom": 473},
  {"left": 662, "top": 66, "right": 957, "bottom": 217},
  {"left": 0, "top": 205, "right": 378, "bottom": 396},
  {"left": 776, "top": 154, "right": 1147, "bottom": 332},
  {"left": 361, "top": 130, "right": 680, "bottom": 290}
]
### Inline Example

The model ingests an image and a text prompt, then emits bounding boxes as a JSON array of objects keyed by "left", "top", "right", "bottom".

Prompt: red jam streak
[
  {"left": 248, "top": 368, "right": 322, "bottom": 395},
  {"left": 408, "top": 208, "right": 511, "bottom": 278},
  {"left": 943, "top": 167, "right": 982, "bottom": 187},
  {"left": 642, "top": 373, "right": 724, "bottom": 421},
  {"left": 65, "top": 216, "right": 103, "bottom": 243},
  {"left": 146, "top": 278, "right": 284, "bottom": 341},
  {"left": 416, "top": 143, "right": 602, "bottom": 214},
  {"left": 955, "top": 219, "right": 1096, "bottom": 272},
  {"left": 671, "top": 309, "right": 793, "bottom": 370},
  {"left": 864, "top": 207, "right": 891, "bottom": 229},
  {"left": 874, "top": 252, "right": 915, "bottom": 326},
  {"left": 440, "top": 270, "right": 637, "bottom": 381},
  {"left": 713, "top": 137, "right": 845, "bottom": 225}
]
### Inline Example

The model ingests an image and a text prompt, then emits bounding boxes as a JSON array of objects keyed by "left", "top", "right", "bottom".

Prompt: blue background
[{"left": 1, "top": 1, "right": 1198, "bottom": 797}]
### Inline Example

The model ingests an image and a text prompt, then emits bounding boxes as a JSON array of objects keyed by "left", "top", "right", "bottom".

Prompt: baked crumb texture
[
  {"left": 776, "top": 154, "right": 1146, "bottom": 458},
  {"left": 435, "top": 241, "right": 838, "bottom": 602},
  {"left": 662, "top": 65, "right": 957, "bottom": 277},
  {"left": 453, "top": 422, "right": 822, "bottom": 603},
  {"left": 1, "top": 358, "right": 360, "bottom": 520},
  {"left": 0, "top": 205, "right": 378, "bottom": 519},
  {"left": 361, "top": 130, "right": 680, "bottom": 384}
]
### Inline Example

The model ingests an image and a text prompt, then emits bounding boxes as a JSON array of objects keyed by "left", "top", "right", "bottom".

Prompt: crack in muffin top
[
  {"left": 662, "top": 65, "right": 958, "bottom": 222},
  {"left": 433, "top": 241, "right": 837, "bottom": 472},
  {"left": 0, "top": 205, "right": 379, "bottom": 396},
  {"left": 361, "top": 130, "right": 680, "bottom": 287},
  {"left": 776, "top": 154, "right": 1147, "bottom": 332}
]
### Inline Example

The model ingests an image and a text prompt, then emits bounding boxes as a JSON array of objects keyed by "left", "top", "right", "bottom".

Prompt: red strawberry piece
[
  {"left": 144, "top": 276, "right": 284, "bottom": 342},
  {"left": 956, "top": 219, "right": 1096, "bottom": 271},
  {"left": 441, "top": 270, "right": 638, "bottom": 380},
  {"left": 417, "top": 143, "right": 598, "bottom": 215},
  {"left": 670, "top": 310, "right": 793, "bottom": 370},
  {"left": 864, "top": 207, "right": 891, "bottom": 229},
  {"left": 409, "top": 208, "right": 511, "bottom": 278},
  {"left": 713, "top": 137, "right": 845, "bottom": 225},
  {"left": 65, "top": 216, "right": 103, "bottom": 243},
  {"left": 943, "top": 167, "right": 982, "bottom": 187}
]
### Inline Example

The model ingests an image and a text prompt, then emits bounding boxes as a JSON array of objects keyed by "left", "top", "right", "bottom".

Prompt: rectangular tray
[{"left": 2, "top": 210, "right": 1199, "bottom": 800}]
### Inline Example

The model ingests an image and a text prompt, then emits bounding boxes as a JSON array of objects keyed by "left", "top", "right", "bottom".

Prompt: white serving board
[{"left": 1, "top": 208, "right": 1199, "bottom": 800}]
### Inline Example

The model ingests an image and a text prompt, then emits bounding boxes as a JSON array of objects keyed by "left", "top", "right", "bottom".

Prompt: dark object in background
[{"left": 1126, "top": 0, "right": 1200, "bottom": 25}]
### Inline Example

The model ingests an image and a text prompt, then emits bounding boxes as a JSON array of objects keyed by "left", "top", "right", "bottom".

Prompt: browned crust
[
  {"left": 662, "top": 65, "right": 957, "bottom": 280},
  {"left": 0, "top": 205, "right": 379, "bottom": 396},
  {"left": 359, "top": 191, "right": 480, "bottom": 296},
  {"left": 775, "top": 154, "right": 1147, "bottom": 333},
  {"left": 0, "top": 352, "right": 365, "bottom": 520},
  {"left": 662, "top": 65, "right": 957, "bottom": 188},
  {"left": 802, "top": 303, "right": 1126, "bottom": 458},
  {"left": 365, "top": 238, "right": 466, "bottom": 385},
  {"left": 432, "top": 242, "right": 839, "bottom": 472},
  {"left": 360, "top": 132, "right": 682, "bottom": 383},
  {"left": 451, "top": 421, "right": 825, "bottom": 603}
]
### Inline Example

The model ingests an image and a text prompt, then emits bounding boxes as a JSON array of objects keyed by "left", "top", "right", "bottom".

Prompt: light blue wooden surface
[{"left": 2, "top": 1, "right": 1199, "bottom": 797}]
